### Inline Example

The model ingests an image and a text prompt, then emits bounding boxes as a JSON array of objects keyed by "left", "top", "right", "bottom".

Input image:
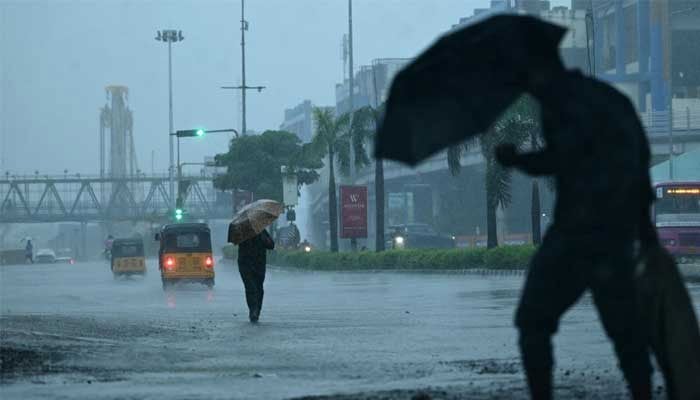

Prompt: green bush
[
  {"left": 483, "top": 245, "right": 534, "bottom": 269},
  {"left": 269, "top": 245, "right": 535, "bottom": 271}
]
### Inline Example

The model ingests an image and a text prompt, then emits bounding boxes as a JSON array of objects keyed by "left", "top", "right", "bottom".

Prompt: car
[
  {"left": 55, "top": 248, "right": 76, "bottom": 264},
  {"left": 35, "top": 249, "right": 56, "bottom": 264},
  {"left": 386, "top": 223, "right": 456, "bottom": 250}
]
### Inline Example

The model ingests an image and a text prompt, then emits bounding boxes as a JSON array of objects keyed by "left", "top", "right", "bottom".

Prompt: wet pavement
[{"left": 1, "top": 260, "right": 699, "bottom": 400}]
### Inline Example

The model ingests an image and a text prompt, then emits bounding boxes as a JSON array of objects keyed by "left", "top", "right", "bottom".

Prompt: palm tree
[
  {"left": 342, "top": 106, "right": 385, "bottom": 251},
  {"left": 447, "top": 98, "right": 532, "bottom": 248},
  {"left": 312, "top": 107, "right": 376, "bottom": 252}
]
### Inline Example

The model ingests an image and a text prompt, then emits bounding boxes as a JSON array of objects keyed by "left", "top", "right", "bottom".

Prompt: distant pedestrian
[
  {"left": 237, "top": 229, "right": 274, "bottom": 323},
  {"left": 25, "top": 240, "right": 33, "bottom": 264}
]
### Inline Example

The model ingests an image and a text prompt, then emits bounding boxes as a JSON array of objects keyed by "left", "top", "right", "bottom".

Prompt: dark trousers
[
  {"left": 238, "top": 263, "right": 266, "bottom": 316},
  {"left": 515, "top": 227, "right": 652, "bottom": 399}
]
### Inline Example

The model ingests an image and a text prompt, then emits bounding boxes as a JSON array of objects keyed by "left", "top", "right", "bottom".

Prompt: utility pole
[
  {"left": 665, "top": 1, "right": 673, "bottom": 180},
  {"left": 348, "top": 0, "right": 358, "bottom": 251},
  {"left": 241, "top": 0, "right": 247, "bottom": 135},
  {"left": 348, "top": 0, "right": 354, "bottom": 118},
  {"left": 221, "top": 0, "right": 265, "bottom": 135}
]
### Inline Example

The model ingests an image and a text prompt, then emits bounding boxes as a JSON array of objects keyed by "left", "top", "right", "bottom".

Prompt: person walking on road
[
  {"left": 237, "top": 229, "right": 274, "bottom": 323},
  {"left": 24, "top": 239, "right": 33, "bottom": 264}
]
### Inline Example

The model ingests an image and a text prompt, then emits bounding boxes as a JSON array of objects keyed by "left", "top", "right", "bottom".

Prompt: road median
[{"left": 266, "top": 246, "right": 535, "bottom": 271}]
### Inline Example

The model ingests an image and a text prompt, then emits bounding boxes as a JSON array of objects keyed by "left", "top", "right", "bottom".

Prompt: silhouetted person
[
  {"left": 237, "top": 229, "right": 274, "bottom": 323},
  {"left": 496, "top": 66, "right": 656, "bottom": 400},
  {"left": 25, "top": 240, "right": 33, "bottom": 264}
]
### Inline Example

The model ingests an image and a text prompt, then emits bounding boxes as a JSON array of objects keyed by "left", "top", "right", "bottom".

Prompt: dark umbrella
[{"left": 375, "top": 14, "right": 566, "bottom": 165}]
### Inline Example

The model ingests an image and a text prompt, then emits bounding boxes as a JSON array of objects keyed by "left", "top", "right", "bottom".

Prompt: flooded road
[{"left": 2, "top": 260, "right": 698, "bottom": 399}]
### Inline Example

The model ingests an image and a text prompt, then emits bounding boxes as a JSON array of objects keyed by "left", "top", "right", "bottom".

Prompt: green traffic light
[
  {"left": 196, "top": 129, "right": 205, "bottom": 137},
  {"left": 175, "top": 208, "right": 183, "bottom": 221}
]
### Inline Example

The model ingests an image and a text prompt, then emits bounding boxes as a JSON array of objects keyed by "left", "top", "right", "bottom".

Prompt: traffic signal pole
[{"left": 171, "top": 128, "right": 238, "bottom": 218}]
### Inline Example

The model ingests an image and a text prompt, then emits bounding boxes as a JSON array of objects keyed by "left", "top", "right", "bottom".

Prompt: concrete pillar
[
  {"left": 650, "top": 1, "right": 667, "bottom": 112},
  {"left": 637, "top": 0, "right": 650, "bottom": 110},
  {"left": 80, "top": 222, "right": 88, "bottom": 261},
  {"left": 615, "top": 0, "right": 626, "bottom": 76},
  {"left": 594, "top": 10, "right": 604, "bottom": 75}
]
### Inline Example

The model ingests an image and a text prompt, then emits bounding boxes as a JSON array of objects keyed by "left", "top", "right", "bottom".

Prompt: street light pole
[
  {"left": 221, "top": 0, "right": 265, "bottom": 136},
  {"left": 347, "top": 0, "right": 358, "bottom": 252},
  {"left": 169, "top": 40, "right": 174, "bottom": 201},
  {"left": 156, "top": 29, "right": 184, "bottom": 208},
  {"left": 241, "top": 0, "right": 247, "bottom": 135}
]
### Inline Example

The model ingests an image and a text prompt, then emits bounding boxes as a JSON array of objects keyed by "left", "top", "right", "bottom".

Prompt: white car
[{"left": 35, "top": 249, "right": 56, "bottom": 264}]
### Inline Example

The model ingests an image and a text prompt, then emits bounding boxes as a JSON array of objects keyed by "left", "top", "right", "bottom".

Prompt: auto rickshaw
[
  {"left": 110, "top": 238, "right": 146, "bottom": 277},
  {"left": 155, "top": 223, "right": 214, "bottom": 290}
]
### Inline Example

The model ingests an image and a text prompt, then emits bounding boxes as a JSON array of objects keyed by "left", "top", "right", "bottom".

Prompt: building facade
[{"left": 279, "top": 100, "right": 315, "bottom": 143}]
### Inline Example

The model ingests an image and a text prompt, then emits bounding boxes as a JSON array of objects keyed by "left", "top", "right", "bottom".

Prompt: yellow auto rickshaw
[
  {"left": 110, "top": 238, "right": 146, "bottom": 278},
  {"left": 155, "top": 223, "right": 214, "bottom": 290}
]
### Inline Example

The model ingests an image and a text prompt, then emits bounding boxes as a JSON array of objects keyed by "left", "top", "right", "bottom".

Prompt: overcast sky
[{"left": 0, "top": 0, "right": 566, "bottom": 176}]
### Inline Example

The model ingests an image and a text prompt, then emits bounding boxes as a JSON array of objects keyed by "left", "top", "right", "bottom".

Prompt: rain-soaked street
[{"left": 2, "top": 260, "right": 698, "bottom": 400}]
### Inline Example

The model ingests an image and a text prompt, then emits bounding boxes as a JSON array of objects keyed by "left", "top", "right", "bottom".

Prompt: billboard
[{"left": 339, "top": 185, "right": 368, "bottom": 238}]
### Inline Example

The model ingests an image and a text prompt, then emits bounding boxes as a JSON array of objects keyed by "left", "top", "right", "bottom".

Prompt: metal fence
[{"left": 639, "top": 106, "right": 700, "bottom": 137}]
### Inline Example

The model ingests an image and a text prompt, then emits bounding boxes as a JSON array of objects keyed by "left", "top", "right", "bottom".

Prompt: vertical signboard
[
  {"left": 281, "top": 166, "right": 298, "bottom": 207},
  {"left": 282, "top": 175, "right": 298, "bottom": 207},
  {"left": 339, "top": 185, "right": 368, "bottom": 238}
]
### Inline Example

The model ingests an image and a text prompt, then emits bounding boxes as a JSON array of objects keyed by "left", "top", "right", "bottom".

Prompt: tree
[
  {"left": 345, "top": 106, "right": 387, "bottom": 252},
  {"left": 311, "top": 107, "right": 374, "bottom": 252},
  {"left": 214, "top": 130, "right": 323, "bottom": 203},
  {"left": 447, "top": 97, "right": 534, "bottom": 248}
]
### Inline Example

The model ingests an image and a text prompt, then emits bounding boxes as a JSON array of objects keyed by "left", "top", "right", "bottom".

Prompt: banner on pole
[{"left": 339, "top": 185, "right": 368, "bottom": 238}]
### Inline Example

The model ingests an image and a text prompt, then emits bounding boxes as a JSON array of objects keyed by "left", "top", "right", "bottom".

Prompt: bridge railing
[
  {"left": 0, "top": 174, "right": 233, "bottom": 223},
  {"left": 639, "top": 106, "right": 700, "bottom": 137}
]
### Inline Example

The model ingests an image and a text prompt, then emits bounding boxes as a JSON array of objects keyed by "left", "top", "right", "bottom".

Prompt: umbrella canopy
[
  {"left": 375, "top": 15, "right": 566, "bottom": 165},
  {"left": 228, "top": 199, "right": 284, "bottom": 245}
]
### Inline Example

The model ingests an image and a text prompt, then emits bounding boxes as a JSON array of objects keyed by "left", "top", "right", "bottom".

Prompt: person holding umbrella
[
  {"left": 228, "top": 199, "right": 282, "bottom": 323},
  {"left": 376, "top": 14, "right": 698, "bottom": 400}
]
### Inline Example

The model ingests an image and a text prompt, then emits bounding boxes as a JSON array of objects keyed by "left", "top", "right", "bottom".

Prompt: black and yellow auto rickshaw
[
  {"left": 110, "top": 238, "right": 146, "bottom": 278},
  {"left": 155, "top": 223, "right": 214, "bottom": 290}
]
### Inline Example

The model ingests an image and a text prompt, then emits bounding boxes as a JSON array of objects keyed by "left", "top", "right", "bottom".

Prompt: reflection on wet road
[{"left": 2, "top": 261, "right": 699, "bottom": 399}]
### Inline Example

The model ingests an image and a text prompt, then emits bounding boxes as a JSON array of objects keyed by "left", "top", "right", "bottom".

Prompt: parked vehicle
[
  {"left": 35, "top": 249, "right": 56, "bottom": 264},
  {"left": 386, "top": 224, "right": 456, "bottom": 249},
  {"left": 155, "top": 223, "right": 214, "bottom": 290}
]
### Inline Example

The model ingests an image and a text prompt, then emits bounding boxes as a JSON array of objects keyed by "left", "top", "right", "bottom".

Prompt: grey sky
[{"left": 1, "top": 0, "right": 566, "bottom": 176}]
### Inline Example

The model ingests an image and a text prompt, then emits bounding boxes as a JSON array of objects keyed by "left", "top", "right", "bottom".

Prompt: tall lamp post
[{"left": 155, "top": 29, "right": 184, "bottom": 208}]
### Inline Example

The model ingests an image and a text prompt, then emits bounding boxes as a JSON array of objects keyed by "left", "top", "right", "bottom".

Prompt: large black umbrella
[{"left": 374, "top": 15, "right": 566, "bottom": 165}]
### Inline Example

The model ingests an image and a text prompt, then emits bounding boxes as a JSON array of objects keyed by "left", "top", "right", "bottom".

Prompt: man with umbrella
[
  {"left": 374, "top": 14, "right": 700, "bottom": 400},
  {"left": 228, "top": 199, "right": 282, "bottom": 323}
]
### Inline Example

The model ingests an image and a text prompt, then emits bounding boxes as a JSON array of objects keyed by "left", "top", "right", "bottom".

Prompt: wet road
[{"left": 2, "top": 260, "right": 699, "bottom": 400}]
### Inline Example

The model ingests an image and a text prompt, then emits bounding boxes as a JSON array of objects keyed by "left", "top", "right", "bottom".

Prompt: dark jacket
[{"left": 237, "top": 230, "right": 274, "bottom": 268}]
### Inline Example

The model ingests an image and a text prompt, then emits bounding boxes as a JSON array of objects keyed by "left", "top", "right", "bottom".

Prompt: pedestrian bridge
[{"left": 0, "top": 174, "right": 232, "bottom": 224}]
